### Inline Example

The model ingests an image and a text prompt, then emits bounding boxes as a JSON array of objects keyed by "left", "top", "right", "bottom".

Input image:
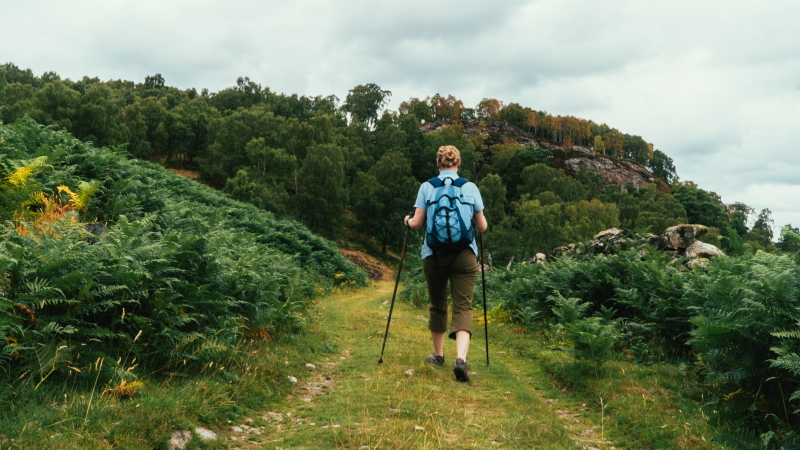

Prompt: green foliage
[
  {"left": 350, "top": 152, "right": 417, "bottom": 253},
  {"left": 478, "top": 173, "right": 506, "bottom": 223},
  {"left": 777, "top": 225, "right": 800, "bottom": 255},
  {"left": 342, "top": 83, "right": 391, "bottom": 129},
  {"left": 488, "top": 244, "right": 800, "bottom": 442},
  {"left": 0, "top": 118, "right": 366, "bottom": 384},
  {"left": 296, "top": 143, "right": 348, "bottom": 236}
]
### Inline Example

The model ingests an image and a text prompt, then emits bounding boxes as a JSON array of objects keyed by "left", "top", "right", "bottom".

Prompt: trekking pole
[
  {"left": 378, "top": 212, "right": 413, "bottom": 364},
  {"left": 479, "top": 232, "right": 489, "bottom": 365}
]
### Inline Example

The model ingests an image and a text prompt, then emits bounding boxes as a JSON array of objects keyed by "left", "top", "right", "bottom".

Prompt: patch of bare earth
[
  {"left": 169, "top": 168, "right": 200, "bottom": 179},
  {"left": 340, "top": 249, "right": 394, "bottom": 281}
]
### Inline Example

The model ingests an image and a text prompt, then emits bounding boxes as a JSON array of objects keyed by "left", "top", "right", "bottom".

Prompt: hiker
[{"left": 404, "top": 145, "right": 487, "bottom": 382}]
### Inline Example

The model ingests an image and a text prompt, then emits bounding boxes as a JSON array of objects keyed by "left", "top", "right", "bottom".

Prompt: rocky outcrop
[
  {"left": 551, "top": 227, "right": 638, "bottom": 257},
  {"left": 420, "top": 119, "right": 670, "bottom": 194},
  {"left": 549, "top": 224, "right": 724, "bottom": 268},
  {"left": 659, "top": 224, "right": 708, "bottom": 252}
]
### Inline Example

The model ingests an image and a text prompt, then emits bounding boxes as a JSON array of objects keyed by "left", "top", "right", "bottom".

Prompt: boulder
[
  {"left": 194, "top": 428, "right": 217, "bottom": 442},
  {"left": 685, "top": 257, "right": 710, "bottom": 269},
  {"left": 169, "top": 431, "right": 192, "bottom": 450},
  {"left": 587, "top": 227, "right": 634, "bottom": 254},
  {"left": 551, "top": 243, "right": 580, "bottom": 257},
  {"left": 522, "top": 253, "right": 547, "bottom": 266},
  {"left": 659, "top": 224, "right": 708, "bottom": 251},
  {"left": 685, "top": 241, "right": 725, "bottom": 258}
]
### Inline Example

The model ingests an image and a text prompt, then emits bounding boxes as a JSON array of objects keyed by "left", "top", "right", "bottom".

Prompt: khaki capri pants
[{"left": 422, "top": 247, "right": 479, "bottom": 339}]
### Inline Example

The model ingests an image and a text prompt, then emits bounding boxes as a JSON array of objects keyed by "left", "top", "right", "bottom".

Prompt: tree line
[{"left": 0, "top": 63, "right": 791, "bottom": 258}]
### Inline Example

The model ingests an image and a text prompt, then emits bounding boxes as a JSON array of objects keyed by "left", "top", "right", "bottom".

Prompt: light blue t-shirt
[{"left": 413, "top": 170, "right": 485, "bottom": 260}]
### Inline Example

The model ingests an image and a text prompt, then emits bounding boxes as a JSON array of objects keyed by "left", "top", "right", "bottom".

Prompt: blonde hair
[{"left": 437, "top": 145, "right": 461, "bottom": 168}]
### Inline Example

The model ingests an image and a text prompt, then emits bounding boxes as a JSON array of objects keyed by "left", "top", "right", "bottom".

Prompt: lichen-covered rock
[
  {"left": 523, "top": 253, "right": 547, "bottom": 265},
  {"left": 169, "top": 431, "right": 192, "bottom": 450},
  {"left": 588, "top": 227, "right": 634, "bottom": 254},
  {"left": 685, "top": 241, "right": 725, "bottom": 258},
  {"left": 551, "top": 243, "right": 580, "bottom": 257},
  {"left": 660, "top": 224, "right": 708, "bottom": 251},
  {"left": 685, "top": 257, "right": 711, "bottom": 269}
]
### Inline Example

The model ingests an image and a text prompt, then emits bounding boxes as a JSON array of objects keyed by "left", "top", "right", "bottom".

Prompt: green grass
[{"left": 1, "top": 281, "right": 726, "bottom": 449}]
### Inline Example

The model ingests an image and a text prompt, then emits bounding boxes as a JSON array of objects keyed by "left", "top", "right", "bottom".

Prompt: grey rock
[
  {"left": 685, "top": 257, "right": 710, "bottom": 269},
  {"left": 169, "top": 430, "right": 192, "bottom": 450},
  {"left": 194, "top": 428, "right": 217, "bottom": 442},
  {"left": 522, "top": 253, "right": 547, "bottom": 266},
  {"left": 660, "top": 224, "right": 708, "bottom": 251},
  {"left": 588, "top": 227, "right": 634, "bottom": 254},
  {"left": 685, "top": 241, "right": 725, "bottom": 258}
]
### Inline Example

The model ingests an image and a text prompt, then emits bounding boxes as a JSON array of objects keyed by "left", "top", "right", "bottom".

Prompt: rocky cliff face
[{"left": 421, "top": 119, "right": 670, "bottom": 194}]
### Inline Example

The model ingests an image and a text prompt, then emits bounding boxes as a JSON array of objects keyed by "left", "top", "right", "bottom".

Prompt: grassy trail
[{"left": 235, "top": 281, "right": 608, "bottom": 449}]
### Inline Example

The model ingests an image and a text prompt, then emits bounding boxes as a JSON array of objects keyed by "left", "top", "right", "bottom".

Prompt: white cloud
[{"left": 2, "top": 0, "right": 799, "bottom": 236}]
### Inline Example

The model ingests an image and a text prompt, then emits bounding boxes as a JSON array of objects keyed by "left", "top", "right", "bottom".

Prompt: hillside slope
[{"left": 0, "top": 117, "right": 365, "bottom": 382}]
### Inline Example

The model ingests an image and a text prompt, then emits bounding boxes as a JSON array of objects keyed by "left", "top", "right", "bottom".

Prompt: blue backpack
[{"left": 425, "top": 177, "right": 475, "bottom": 254}]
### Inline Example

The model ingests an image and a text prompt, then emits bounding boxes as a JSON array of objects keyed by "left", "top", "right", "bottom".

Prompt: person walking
[{"left": 404, "top": 145, "right": 487, "bottom": 382}]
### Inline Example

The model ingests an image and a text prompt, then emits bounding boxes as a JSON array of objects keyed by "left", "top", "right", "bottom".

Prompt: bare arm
[
  {"left": 404, "top": 207, "right": 427, "bottom": 230},
  {"left": 473, "top": 210, "right": 488, "bottom": 233}
]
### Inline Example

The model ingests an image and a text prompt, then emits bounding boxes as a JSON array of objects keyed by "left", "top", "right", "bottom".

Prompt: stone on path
[
  {"left": 194, "top": 428, "right": 217, "bottom": 441},
  {"left": 169, "top": 431, "right": 192, "bottom": 450}
]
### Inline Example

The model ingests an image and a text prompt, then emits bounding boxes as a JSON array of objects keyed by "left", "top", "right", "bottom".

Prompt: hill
[{"left": 0, "top": 117, "right": 365, "bottom": 385}]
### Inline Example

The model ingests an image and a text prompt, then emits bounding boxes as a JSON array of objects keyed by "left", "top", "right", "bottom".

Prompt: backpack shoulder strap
[
  {"left": 452, "top": 178, "right": 468, "bottom": 188},
  {"left": 427, "top": 177, "right": 444, "bottom": 188}
]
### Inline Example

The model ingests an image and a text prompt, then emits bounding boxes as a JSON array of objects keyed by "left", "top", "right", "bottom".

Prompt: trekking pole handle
[{"left": 405, "top": 210, "right": 415, "bottom": 229}]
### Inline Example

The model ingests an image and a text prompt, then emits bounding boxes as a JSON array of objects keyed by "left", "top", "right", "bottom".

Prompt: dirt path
[{"left": 222, "top": 281, "right": 613, "bottom": 449}]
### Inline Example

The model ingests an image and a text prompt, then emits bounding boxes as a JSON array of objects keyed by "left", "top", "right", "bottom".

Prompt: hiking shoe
[
  {"left": 427, "top": 354, "right": 445, "bottom": 366},
  {"left": 454, "top": 358, "right": 470, "bottom": 382}
]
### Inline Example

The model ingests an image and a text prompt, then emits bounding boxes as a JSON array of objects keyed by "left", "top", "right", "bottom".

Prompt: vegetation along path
[{"left": 225, "top": 281, "right": 622, "bottom": 450}]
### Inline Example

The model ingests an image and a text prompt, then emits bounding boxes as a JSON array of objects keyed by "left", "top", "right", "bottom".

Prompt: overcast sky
[{"left": 3, "top": 0, "right": 799, "bottom": 237}]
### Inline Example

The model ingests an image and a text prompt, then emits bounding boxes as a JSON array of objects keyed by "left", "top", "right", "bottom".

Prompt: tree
[
  {"left": 646, "top": 149, "right": 677, "bottom": 184},
  {"left": 144, "top": 73, "right": 165, "bottom": 90},
  {"left": 75, "top": 83, "right": 127, "bottom": 147},
  {"left": 729, "top": 202, "right": 754, "bottom": 236},
  {"left": 207, "top": 76, "right": 269, "bottom": 113},
  {"left": 398, "top": 97, "right": 432, "bottom": 123},
  {"left": 776, "top": 225, "right": 800, "bottom": 253},
  {"left": 746, "top": 208, "right": 775, "bottom": 247},
  {"left": 342, "top": 83, "right": 391, "bottom": 129},
  {"left": 517, "top": 200, "right": 565, "bottom": 258},
  {"left": 607, "top": 132, "right": 624, "bottom": 157},
  {"left": 296, "top": 143, "right": 348, "bottom": 236},
  {"left": 29, "top": 80, "right": 80, "bottom": 132},
  {"left": 0, "top": 66, "right": 7, "bottom": 109},
  {"left": 498, "top": 102, "right": 526, "bottom": 128},
  {"left": 430, "top": 94, "right": 464, "bottom": 121},
  {"left": 498, "top": 148, "right": 553, "bottom": 200},
  {"left": 518, "top": 163, "right": 586, "bottom": 202},
  {"left": 592, "top": 135, "right": 605, "bottom": 154},
  {"left": 479, "top": 174, "right": 507, "bottom": 222},
  {"left": 673, "top": 182, "right": 729, "bottom": 230},
  {"left": 351, "top": 152, "right": 417, "bottom": 253},
  {"left": 476, "top": 98, "right": 502, "bottom": 120},
  {"left": 563, "top": 199, "right": 620, "bottom": 242},
  {"left": 525, "top": 112, "right": 539, "bottom": 135}
]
